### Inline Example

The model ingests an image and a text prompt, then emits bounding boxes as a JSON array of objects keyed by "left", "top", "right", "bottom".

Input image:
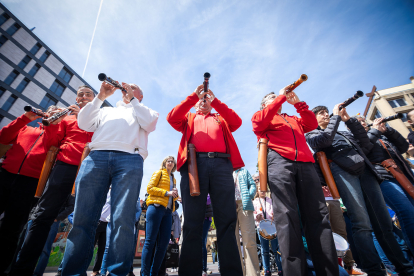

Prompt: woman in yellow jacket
[{"left": 141, "top": 156, "right": 179, "bottom": 276}]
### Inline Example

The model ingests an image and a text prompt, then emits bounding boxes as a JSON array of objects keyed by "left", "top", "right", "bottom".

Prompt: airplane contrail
[{"left": 82, "top": 0, "right": 104, "bottom": 78}]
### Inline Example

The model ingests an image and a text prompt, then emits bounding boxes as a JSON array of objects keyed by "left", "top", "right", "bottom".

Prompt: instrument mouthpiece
[
  {"left": 204, "top": 72, "right": 211, "bottom": 79},
  {"left": 24, "top": 106, "right": 32, "bottom": 112},
  {"left": 98, "top": 73, "right": 107, "bottom": 81}
]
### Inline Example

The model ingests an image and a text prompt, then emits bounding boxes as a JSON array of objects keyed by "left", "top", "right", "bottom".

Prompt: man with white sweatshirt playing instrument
[{"left": 61, "top": 81, "right": 159, "bottom": 275}]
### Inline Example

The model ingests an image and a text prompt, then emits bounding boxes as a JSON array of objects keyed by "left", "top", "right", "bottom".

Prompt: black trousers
[
  {"left": 0, "top": 168, "right": 38, "bottom": 275},
  {"left": 178, "top": 158, "right": 242, "bottom": 276},
  {"left": 10, "top": 161, "right": 78, "bottom": 275},
  {"left": 93, "top": 220, "right": 108, "bottom": 272},
  {"left": 267, "top": 150, "right": 338, "bottom": 276}
]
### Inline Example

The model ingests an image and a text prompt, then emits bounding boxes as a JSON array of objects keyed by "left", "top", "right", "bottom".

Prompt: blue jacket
[{"left": 235, "top": 168, "right": 256, "bottom": 211}]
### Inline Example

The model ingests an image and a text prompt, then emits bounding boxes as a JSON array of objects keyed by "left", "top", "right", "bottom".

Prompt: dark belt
[{"left": 196, "top": 152, "right": 231, "bottom": 158}]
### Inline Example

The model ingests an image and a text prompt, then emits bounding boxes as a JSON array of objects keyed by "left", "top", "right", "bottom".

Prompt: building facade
[
  {"left": 364, "top": 76, "right": 414, "bottom": 138},
  {"left": 0, "top": 3, "right": 111, "bottom": 129}
]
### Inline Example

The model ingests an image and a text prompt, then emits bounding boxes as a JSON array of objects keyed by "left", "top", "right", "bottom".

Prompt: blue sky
[{"left": 4, "top": 0, "right": 414, "bottom": 210}]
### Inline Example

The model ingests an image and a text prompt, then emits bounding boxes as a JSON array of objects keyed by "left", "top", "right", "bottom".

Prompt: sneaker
[
  {"left": 264, "top": 270, "right": 272, "bottom": 276},
  {"left": 202, "top": 272, "right": 207, "bottom": 276},
  {"left": 206, "top": 270, "right": 212, "bottom": 274},
  {"left": 55, "top": 271, "right": 62, "bottom": 276},
  {"left": 345, "top": 264, "right": 367, "bottom": 275}
]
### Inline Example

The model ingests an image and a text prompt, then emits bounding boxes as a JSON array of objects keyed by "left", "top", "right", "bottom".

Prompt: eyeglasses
[
  {"left": 254, "top": 179, "right": 259, "bottom": 183},
  {"left": 166, "top": 160, "right": 174, "bottom": 163}
]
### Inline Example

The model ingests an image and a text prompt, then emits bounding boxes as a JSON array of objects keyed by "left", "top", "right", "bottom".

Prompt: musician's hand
[
  {"left": 339, "top": 107, "right": 350, "bottom": 122},
  {"left": 167, "top": 189, "right": 178, "bottom": 198},
  {"left": 286, "top": 92, "right": 300, "bottom": 105},
  {"left": 121, "top": 82, "right": 134, "bottom": 102},
  {"left": 24, "top": 110, "right": 42, "bottom": 121},
  {"left": 279, "top": 85, "right": 290, "bottom": 96},
  {"left": 98, "top": 82, "right": 117, "bottom": 101},
  {"left": 206, "top": 89, "right": 216, "bottom": 102},
  {"left": 372, "top": 118, "right": 386, "bottom": 133},
  {"left": 49, "top": 108, "right": 67, "bottom": 124},
  {"left": 194, "top": 84, "right": 205, "bottom": 100},
  {"left": 332, "top": 104, "right": 341, "bottom": 116},
  {"left": 256, "top": 214, "right": 263, "bottom": 221},
  {"left": 68, "top": 104, "right": 81, "bottom": 117}
]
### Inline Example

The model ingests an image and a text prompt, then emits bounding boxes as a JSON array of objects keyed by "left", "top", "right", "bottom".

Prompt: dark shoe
[
  {"left": 128, "top": 273, "right": 135, "bottom": 276},
  {"left": 265, "top": 270, "right": 271, "bottom": 276},
  {"left": 55, "top": 271, "right": 62, "bottom": 276}
]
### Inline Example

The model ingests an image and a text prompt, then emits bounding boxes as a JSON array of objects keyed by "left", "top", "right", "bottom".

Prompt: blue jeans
[
  {"left": 212, "top": 252, "right": 216, "bottom": 264},
  {"left": 202, "top": 219, "right": 212, "bottom": 272},
  {"left": 330, "top": 164, "right": 414, "bottom": 275},
  {"left": 305, "top": 253, "right": 348, "bottom": 276},
  {"left": 141, "top": 205, "right": 172, "bottom": 276},
  {"left": 100, "top": 222, "right": 111, "bottom": 275},
  {"left": 258, "top": 230, "right": 282, "bottom": 273},
  {"left": 61, "top": 150, "right": 143, "bottom": 276},
  {"left": 380, "top": 178, "right": 414, "bottom": 254},
  {"left": 17, "top": 220, "right": 60, "bottom": 275}
]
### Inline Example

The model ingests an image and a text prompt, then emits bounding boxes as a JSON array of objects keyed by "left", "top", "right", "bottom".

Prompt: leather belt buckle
[{"left": 208, "top": 152, "right": 215, "bottom": 158}]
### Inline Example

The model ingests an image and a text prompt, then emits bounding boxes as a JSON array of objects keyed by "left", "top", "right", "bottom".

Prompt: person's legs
[
  {"left": 238, "top": 210, "right": 260, "bottom": 276},
  {"left": 330, "top": 163, "right": 383, "bottom": 275},
  {"left": 129, "top": 221, "right": 140, "bottom": 274},
  {"left": 258, "top": 230, "right": 271, "bottom": 272},
  {"left": 92, "top": 221, "right": 108, "bottom": 273},
  {"left": 178, "top": 159, "right": 211, "bottom": 275},
  {"left": 267, "top": 150, "right": 306, "bottom": 276},
  {"left": 270, "top": 237, "right": 282, "bottom": 273},
  {"left": 372, "top": 232, "right": 396, "bottom": 272},
  {"left": 202, "top": 219, "right": 212, "bottom": 272},
  {"left": 11, "top": 161, "right": 77, "bottom": 275},
  {"left": 16, "top": 220, "right": 33, "bottom": 263},
  {"left": 208, "top": 157, "right": 243, "bottom": 276},
  {"left": 380, "top": 178, "right": 414, "bottom": 254},
  {"left": 296, "top": 162, "right": 338, "bottom": 276},
  {"left": 235, "top": 202, "right": 246, "bottom": 276},
  {"left": 100, "top": 222, "right": 111, "bottom": 275},
  {"left": 140, "top": 205, "right": 168, "bottom": 276},
  {"left": 360, "top": 168, "right": 414, "bottom": 275},
  {"left": 106, "top": 152, "right": 143, "bottom": 275},
  {"left": 61, "top": 151, "right": 112, "bottom": 276},
  {"left": 0, "top": 169, "right": 38, "bottom": 275},
  {"left": 150, "top": 209, "right": 172, "bottom": 276},
  {"left": 33, "top": 220, "right": 60, "bottom": 276},
  {"left": 326, "top": 200, "right": 355, "bottom": 268}
]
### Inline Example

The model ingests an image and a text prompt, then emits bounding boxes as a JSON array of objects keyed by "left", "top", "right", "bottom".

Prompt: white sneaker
[{"left": 206, "top": 270, "right": 212, "bottom": 274}]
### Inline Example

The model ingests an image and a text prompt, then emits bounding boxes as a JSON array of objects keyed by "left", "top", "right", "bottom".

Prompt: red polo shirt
[{"left": 189, "top": 112, "right": 227, "bottom": 153}]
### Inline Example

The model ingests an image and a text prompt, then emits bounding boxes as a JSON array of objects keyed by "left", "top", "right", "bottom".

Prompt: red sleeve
[
  {"left": 294, "top": 101, "right": 318, "bottom": 133},
  {"left": 251, "top": 95, "right": 286, "bottom": 133},
  {"left": 0, "top": 115, "right": 32, "bottom": 144},
  {"left": 43, "top": 118, "right": 66, "bottom": 152},
  {"left": 211, "top": 98, "right": 242, "bottom": 132},
  {"left": 166, "top": 93, "right": 199, "bottom": 133}
]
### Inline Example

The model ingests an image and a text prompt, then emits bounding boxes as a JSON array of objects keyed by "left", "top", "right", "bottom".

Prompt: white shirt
[
  {"left": 100, "top": 191, "right": 111, "bottom": 222},
  {"left": 78, "top": 97, "right": 159, "bottom": 160}
]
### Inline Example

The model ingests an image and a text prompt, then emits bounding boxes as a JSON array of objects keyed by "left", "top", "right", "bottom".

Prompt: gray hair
[
  {"left": 353, "top": 115, "right": 366, "bottom": 121},
  {"left": 260, "top": 92, "right": 275, "bottom": 110},
  {"left": 252, "top": 173, "right": 259, "bottom": 178}
]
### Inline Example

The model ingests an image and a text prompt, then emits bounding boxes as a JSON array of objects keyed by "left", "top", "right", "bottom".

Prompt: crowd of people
[{"left": 0, "top": 79, "right": 414, "bottom": 276}]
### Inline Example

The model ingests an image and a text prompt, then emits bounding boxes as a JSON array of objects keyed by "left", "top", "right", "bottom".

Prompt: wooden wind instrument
[
  {"left": 316, "top": 151, "right": 340, "bottom": 200},
  {"left": 258, "top": 138, "right": 269, "bottom": 192},
  {"left": 188, "top": 143, "right": 200, "bottom": 196},
  {"left": 35, "top": 146, "right": 59, "bottom": 198},
  {"left": 286, "top": 74, "right": 308, "bottom": 93},
  {"left": 71, "top": 143, "right": 91, "bottom": 196}
]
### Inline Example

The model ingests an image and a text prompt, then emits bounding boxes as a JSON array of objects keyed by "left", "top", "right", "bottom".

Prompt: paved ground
[{"left": 44, "top": 262, "right": 280, "bottom": 275}]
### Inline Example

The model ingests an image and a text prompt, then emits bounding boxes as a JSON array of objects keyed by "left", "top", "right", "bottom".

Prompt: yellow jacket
[{"left": 146, "top": 169, "right": 177, "bottom": 212}]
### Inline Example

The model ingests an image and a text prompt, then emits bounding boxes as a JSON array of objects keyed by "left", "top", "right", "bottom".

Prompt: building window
[
  {"left": 18, "top": 55, "right": 31, "bottom": 69},
  {"left": 50, "top": 80, "right": 65, "bottom": 97},
  {"left": 401, "top": 113, "right": 408, "bottom": 122},
  {"left": 0, "top": 35, "right": 7, "bottom": 47},
  {"left": 16, "top": 78, "right": 30, "bottom": 93},
  {"left": 28, "top": 63, "right": 41, "bottom": 77},
  {"left": 0, "top": 13, "right": 10, "bottom": 26},
  {"left": 30, "top": 43, "right": 42, "bottom": 55},
  {"left": 374, "top": 109, "right": 382, "bottom": 119},
  {"left": 0, "top": 87, "right": 5, "bottom": 98},
  {"left": 58, "top": 67, "right": 73, "bottom": 83},
  {"left": 4, "top": 70, "right": 19, "bottom": 85},
  {"left": 1, "top": 94, "right": 17, "bottom": 111},
  {"left": 6, "top": 23, "right": 20, "bottom": 36},
  {"left": 39, "top": 51, "right": 50, "bottom": 63},
  {"left": 39, "top": 94, "right": 57, "bottom": 109},
  {"left": 388, "top": 98, "right": 407, "bottom": 108}
]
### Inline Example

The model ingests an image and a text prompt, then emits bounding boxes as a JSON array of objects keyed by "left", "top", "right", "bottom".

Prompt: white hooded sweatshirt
[{"left": 77, "top": 97, "right": 159, "bottom": 160}]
